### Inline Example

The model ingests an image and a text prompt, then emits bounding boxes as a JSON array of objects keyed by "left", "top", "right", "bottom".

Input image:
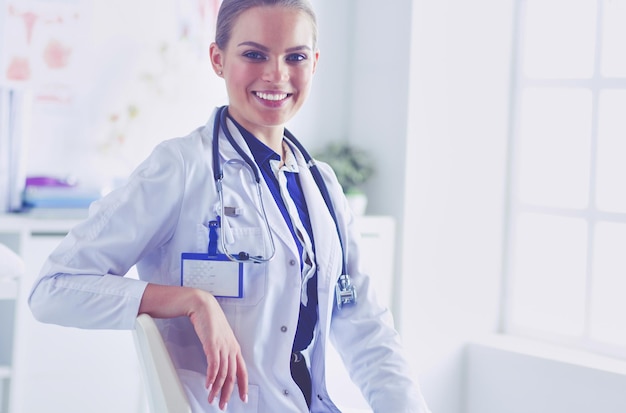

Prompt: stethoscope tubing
[{"left": 212, "top": 105, "right": 348, "bottom": 275}]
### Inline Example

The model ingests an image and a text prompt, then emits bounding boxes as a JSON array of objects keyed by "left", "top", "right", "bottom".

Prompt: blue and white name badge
[{"left": 181, "top": 253, "right": 243, "bottom": 298}]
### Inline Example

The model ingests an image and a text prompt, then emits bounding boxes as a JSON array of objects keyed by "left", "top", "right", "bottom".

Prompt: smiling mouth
[{"left": 254, "top": 91, "right": 291, "bottom": 101}]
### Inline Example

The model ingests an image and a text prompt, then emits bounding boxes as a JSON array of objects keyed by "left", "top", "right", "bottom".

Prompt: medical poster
[
  {"left": 0, "top": 0, "right": 226, "bottom": 204},
  {"left": 1, "top": 1, "right": 83, "bottom": 103}
]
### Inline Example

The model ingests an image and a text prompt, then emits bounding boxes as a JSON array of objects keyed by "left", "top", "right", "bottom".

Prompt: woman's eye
[
  {"left": 286, "top": 53, "right": 307, "bottom": 62},
  {"left": 243, "top": 51, "right": 266, "bottom": 60}
]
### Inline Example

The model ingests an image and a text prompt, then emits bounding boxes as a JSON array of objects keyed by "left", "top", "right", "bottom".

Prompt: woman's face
[{"left": 210, "top": 6, "right": 319, "bottom": 139}]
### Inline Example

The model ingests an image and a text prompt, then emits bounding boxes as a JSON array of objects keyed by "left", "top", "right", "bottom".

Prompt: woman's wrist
[
  {"left": 139, "top": 283, "right": 214, "bottom": 319},
  {"left": 185, "top": 287, "right": 218, "bottom": 319}
]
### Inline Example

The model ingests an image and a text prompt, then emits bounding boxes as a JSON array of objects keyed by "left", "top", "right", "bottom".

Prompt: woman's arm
[{"left": 139, "top": 284, "right": 248, "bottom": 410}]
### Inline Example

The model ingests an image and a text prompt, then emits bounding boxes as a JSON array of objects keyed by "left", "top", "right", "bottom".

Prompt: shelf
[
  {"left": 0, "top": 366, "right": 10, "bottom": 380},
  {"left": 1, "top": 213, "right": 85, "bottom": 233}
]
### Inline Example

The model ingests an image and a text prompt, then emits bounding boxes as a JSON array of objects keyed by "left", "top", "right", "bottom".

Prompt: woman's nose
[{"left": 262, "top": 59, "right": 288, "bottom": 83}]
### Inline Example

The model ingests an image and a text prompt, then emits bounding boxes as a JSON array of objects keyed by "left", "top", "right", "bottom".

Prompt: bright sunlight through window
[{"left": 504, "top": 0, "right": 626, "bottom": 359}]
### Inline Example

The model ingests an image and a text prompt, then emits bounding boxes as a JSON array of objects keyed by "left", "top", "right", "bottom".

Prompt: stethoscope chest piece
[{"left": 335, "top": 274, "right": 357, "bottom": 308}]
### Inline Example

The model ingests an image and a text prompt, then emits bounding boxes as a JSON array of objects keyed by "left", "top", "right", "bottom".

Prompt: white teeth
[{"left": 255, "top": 92, "right": 288, "bottom": 101}]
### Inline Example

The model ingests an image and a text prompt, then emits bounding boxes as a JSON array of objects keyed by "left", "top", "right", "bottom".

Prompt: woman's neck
[
  {"left": 226, "top": 109, "right": 285, "bottom": 156},
  {"left": 254, "top": 128, "right": 284, "bottom": 155}
]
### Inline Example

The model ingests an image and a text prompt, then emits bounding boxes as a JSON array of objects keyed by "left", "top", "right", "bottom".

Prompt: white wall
[
  {"left": 294, "top": 0, "right": 413, "bottom": 219},
  {"left": 401, "top": 1, "right": 514, "bottom": 412}
]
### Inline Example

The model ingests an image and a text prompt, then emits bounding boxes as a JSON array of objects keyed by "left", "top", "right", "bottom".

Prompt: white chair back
[{"left": 133, "top": 313, "right": 192, "bottom": 413}]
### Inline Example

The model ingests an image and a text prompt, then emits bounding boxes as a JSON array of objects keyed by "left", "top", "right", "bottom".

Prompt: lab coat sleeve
[
  {"left": 29, "top": 141, "right": 186, "bottom": 330},
  {"left": 317, "top": 163, "right": 431, "bottom": 413}
]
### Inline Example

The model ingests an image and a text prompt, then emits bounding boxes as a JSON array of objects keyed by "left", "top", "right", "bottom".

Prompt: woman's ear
[
  {"left": 312, "top": 49, "right": 320, "bottom": 75},
  {"left": 209, "top": 43, "right": 224, "bottom": 76}
]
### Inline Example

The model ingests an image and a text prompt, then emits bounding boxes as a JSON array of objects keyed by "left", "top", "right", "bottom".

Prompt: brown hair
[{"left": 215, "top": 0, "right": 318, "bottom": 49}]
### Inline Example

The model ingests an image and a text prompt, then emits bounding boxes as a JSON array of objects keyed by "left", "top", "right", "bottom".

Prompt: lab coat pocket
[
  {"left": 178, "top": 369, "right": 259, "bottom": 412},
  {"left": 195, "top": 223, "right": 270, "bottom": 260},
  {"left": 195, "top": 224, "right": 267, "bottom": 307}
]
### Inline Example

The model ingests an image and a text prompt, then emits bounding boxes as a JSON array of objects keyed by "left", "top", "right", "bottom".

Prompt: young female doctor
[{"left": 29, "top": 0, "right": 431, "bottom": 412}]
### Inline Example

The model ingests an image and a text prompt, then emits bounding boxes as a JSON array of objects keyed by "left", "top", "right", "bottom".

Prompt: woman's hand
[
  {"left": 139, "top": 284, "right": 249, "bottom": 410},
  {"left": 188, "top": 291, "right": 249, "bottom": 409}
]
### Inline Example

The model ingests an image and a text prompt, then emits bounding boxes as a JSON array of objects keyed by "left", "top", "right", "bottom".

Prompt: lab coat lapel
[
  {"left": 291, "top": 147, "right": 343, "bottom": 284},
  {"left": 216, "top": 114, "right": 297, "bottom": 254}
]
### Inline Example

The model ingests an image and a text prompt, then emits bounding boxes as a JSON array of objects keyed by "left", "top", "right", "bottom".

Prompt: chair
[{"left": 133, "top": 313, "right": 192, "bottom": 413}]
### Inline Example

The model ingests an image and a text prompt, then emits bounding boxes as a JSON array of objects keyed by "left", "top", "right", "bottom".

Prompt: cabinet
[
  {"left": 0, "top": 213, "right": 395, "bottom": 413},
  {"left": 0, "top": 214, "right": 146, "bottom": 413},
  {"left": 0, "top": 248, "right": 20, "bottom": 413},
  {"left": 326, "top": 215, "right": 396, "bottom": 413}
]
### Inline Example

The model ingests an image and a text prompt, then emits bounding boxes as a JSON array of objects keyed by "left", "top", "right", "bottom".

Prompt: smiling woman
[
  {"left": 209, "top": 5, "right": 319, "bottom": 154},
  {"left": 26, "top": 1, "right": 431, "bottom": 412}
]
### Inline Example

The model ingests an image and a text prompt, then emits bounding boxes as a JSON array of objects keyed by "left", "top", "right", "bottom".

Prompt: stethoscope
[{"left": 212, "top": 105, "right": 357, "bottom": 308}]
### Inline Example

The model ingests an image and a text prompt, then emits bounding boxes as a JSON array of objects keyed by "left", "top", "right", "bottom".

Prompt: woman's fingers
[
  {"left": 205, "top": 351, "right": 219, "bottom": 395},
  {"left": 206, "top": 350, "right": 248, "bottom": 409},
  {"left": 208, "top": 349, "right": 229, "bottom": 405},
  {"left": 207, "top": 352, "right": 223, "bottom": 403},
  {"left": 236, "top": 352, "right": 249, "bottom": 403},
  {"left": 217, "top": 352, "right": 238, "bottom": 409}
]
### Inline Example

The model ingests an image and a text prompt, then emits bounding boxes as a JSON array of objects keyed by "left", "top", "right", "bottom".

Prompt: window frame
[{"left": 502, "top": 0, "right": 626, "bottom": 360}]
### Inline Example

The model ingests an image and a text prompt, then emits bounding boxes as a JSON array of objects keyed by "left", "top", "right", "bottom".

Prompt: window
[{"left": 504, "top": 0, "right": 626, "bottom": 359}]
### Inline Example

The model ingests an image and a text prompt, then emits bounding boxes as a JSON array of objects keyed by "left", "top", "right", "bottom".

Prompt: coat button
[
  {"left": 283, "top": 389, "right": 289, "bottom": 396},
  {"left": 280, "top": 325, "right": 288, "bottom": 333},
  {"left": 289, "top": 259, "right": 297, "bottom": 266}
]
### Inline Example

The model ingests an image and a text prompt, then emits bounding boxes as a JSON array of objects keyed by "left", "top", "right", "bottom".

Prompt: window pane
[
  {"left": 596, "top": 90, "right": 626, "bottom": 213},
  {"left": 601, "top": 0, "right": 626, "bottom": 77},
  {"left": 510, "top": 213, "right": 587, "bottom": 335},
  {"left": 517, "top": 88, "right": 592, "bottom": 208},
  {"left": 523, "top": 0, "right": 597, "bottom": 79},
  {"left": 590, "top": 222, "right": 626, "bottom": 346}
]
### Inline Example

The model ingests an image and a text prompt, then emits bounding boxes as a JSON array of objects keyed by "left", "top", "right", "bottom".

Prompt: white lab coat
[{"left": 29, "top": 108, "right": 430, "bottom": 413}]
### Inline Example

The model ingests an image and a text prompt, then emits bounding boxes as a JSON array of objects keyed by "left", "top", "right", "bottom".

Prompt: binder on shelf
[{"left": 0, "top": 88, "right": 28, "bottom": 213}]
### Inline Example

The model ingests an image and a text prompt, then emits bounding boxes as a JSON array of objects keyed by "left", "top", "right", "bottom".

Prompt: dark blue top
[{"left": 230, "top": 117, "right": 318, "bottom": 352}]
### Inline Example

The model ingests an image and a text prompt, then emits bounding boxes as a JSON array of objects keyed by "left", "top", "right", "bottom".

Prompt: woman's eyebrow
[
  {"left": 237, "top": 41, "right": 269, "bottom": 51},
  {"left": 285, "top": 45, "right": 312, "bottom": 53},
  {"left": 237, "top": 41, "right": 312, "bottom": 53}
]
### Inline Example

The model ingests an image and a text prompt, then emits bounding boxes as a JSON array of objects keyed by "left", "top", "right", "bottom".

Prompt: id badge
[{"left": 181, "top": 253, "right": 243, "bottom": 298}]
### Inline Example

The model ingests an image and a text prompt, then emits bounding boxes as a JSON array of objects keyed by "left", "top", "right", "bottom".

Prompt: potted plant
[{"left": 314, "top": 141, "right": 375, "bottom": 215}]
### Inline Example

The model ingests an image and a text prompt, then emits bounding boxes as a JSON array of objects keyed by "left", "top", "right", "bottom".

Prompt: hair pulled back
[{"left": 215, "top": 0, "right": 318, "bottom": 49}]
